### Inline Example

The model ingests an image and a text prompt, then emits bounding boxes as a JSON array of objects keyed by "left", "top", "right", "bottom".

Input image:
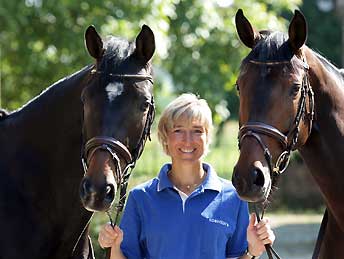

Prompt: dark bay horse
[
  {"left": 232, "top": 9, "right": 344, "bottom": 258},
  {"left": 0, "top": 24, "right": 155, "bottom": 259}
]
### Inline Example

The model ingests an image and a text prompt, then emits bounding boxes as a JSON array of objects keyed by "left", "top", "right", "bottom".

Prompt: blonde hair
[{"left": 157, "top": 93, "right": 213, "bottom": 155}]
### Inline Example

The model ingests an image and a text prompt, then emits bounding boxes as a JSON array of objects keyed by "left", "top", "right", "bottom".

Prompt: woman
[{"left": 98, "top": 93, "right": 275, "bottom": 259}]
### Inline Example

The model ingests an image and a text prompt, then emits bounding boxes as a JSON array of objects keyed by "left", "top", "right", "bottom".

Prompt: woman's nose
[{"left": 184, "top": 131, "right": 193, "bottom": 142}]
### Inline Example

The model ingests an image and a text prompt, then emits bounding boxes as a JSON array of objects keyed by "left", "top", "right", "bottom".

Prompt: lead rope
[
  {"left": 311, "top": 209, "right": 328, "bottom": 259},
  {"left": 253, "top": 204, "right": 282, "bottom": 259},
  {"left": 102, "top": 99, "right": 154, "bottom": 259},
  {"left": 104, "top": 162, "right": 135, "bottom": 259}
]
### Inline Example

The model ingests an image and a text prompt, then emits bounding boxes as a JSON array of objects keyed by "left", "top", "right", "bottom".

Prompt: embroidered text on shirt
[{"left": 208, "top": 218, "right": 229, "bottom": 227}]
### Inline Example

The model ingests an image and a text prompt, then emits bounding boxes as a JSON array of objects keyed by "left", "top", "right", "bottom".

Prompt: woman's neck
[{"left": 168, "top": 160, "right": 206, "bottom": 195}]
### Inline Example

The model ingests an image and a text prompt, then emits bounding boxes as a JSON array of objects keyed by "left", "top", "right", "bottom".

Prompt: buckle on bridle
[{"left": 273, "top": 151, "right": 291, "bottom": 174}]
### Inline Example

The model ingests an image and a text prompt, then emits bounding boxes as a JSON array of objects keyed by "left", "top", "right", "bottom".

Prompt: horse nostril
[
  {"left": 81, "top": 178, "right": 93, "bottom": 197},
  {"left": 104, "top": 184, "right": 115, "bottom": 202},
  {"left": 232, "top": 166, "right": 245, "bottom": 192},
  {"left": 105, "top": 185, "right": 112, "bottom": 195},
  {"left": 252, "top": 167, "right": 264, "bottom": 187}
]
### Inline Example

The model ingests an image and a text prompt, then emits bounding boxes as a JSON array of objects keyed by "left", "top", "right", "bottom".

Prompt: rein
[
  {"left": 253, "top": 203, "right": 281, "bottom": 259},
  {"left": 238, "top": 57, "right": 315, "bottom": 259},
  {"left": 80, "top": 69, "right": 155, "bottom": 259}
]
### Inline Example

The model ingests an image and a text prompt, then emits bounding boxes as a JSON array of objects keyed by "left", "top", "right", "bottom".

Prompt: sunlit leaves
[{"left": 0, "top": 0, "right": 301, "bottom": 119}]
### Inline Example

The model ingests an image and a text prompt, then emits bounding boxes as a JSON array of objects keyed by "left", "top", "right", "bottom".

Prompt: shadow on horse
[
  {"left": 0, "top": 24, "right": 155, "bottom": 259},
  {"left": 232, "top": 9, "right": 344, "bottom": 258}
]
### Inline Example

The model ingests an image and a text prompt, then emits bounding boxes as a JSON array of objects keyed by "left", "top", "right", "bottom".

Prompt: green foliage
[
  {"left": 164, "top": 0, "right": 301, "bottom": 119},
  {"left": 0, "top": 0, "right": 170, "bottom": 109},
  {"left": 0, "top": 0, "right": 300, "bottom": 120},
  {"left": 300, "top": 0, "right": 342, "bottom": 66}
]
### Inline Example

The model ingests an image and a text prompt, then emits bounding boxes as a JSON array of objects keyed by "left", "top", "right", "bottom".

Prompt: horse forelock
[
  {"left": 101, "top": 36, "right": 152, "bottom": 74},
  {"left": 103, "top": 36, "right": 134, "bottom": 61},
  {"left": 247, "top": 31, "right": 292, "bottom": 62},
  {"left": 240, "top": 30, "right": 307, "bottom": 78}
]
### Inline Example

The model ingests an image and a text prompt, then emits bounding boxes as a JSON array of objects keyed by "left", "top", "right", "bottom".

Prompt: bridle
[
  {"left": 237, "top": 57, "right": 315, "bottom": 259},
  {"left": 238, "top": 57, "right": 314, "bottom": 180},
  {"left": 81, "top": 68, "right": 155, "bottom": 225}
]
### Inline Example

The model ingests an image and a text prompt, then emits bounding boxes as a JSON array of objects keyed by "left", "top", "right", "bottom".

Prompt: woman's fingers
[
  {"left": 98, "top": 224, "right": 122, "bottom": 249},
  {"left": 256, "top": 218, "right": 275, "bottom": 245},
  {"left": 104, "top": 224, "right": 117, "bottom": 236},
  {"left": 113, "top": 225, "right": 124, "bottom": 245},
  {"left": 257, "top": 230, "right": 275, "bottom": 241}
]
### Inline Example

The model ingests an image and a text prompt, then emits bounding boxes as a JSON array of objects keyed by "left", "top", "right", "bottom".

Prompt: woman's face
[{"left": 166, "top": 116, "right": 208, "bottom": 164}]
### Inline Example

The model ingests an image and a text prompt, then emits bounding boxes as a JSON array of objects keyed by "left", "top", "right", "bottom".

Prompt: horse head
[
  {"left": 79, "top": 25, "right": 155, "bottom": 212},
  {"left": 232, "top": 9, "right": 314, "bottom": 203}
]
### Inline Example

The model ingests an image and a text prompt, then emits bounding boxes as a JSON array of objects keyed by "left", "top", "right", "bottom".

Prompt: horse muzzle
[
  {"left": 232, "top": 161, "right": 271, "bottom": 203},
  {"left": 79, "top": 177, "right": 117, "bottom": 212}
]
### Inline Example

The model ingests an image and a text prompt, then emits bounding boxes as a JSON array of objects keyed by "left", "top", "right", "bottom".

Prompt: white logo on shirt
[{"left": 208, "top": 218, "right": 229, "bottom": 227}]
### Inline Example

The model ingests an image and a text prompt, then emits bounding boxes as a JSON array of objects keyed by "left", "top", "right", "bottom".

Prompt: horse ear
[
  {"left": 288, "top": 10, "right": 307, "bottom": 53},
  {"left": 85, "top": 25, "right": 104, "bottom": 60},
  {"left": 235, "top": 9, "right": 260, "bottom": 49},
  {"left": 134, "top": 25, "right": 155, "bottom": 63}
]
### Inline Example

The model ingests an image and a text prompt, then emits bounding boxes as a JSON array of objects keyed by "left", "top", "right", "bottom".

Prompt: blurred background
[{"left": 1, "top": 0, "right": 342, "bottom": 258}]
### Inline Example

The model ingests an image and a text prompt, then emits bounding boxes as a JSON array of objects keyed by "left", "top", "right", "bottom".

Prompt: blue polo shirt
[{"left": 120, "top": 163, "right": 249, "bottom": 259}]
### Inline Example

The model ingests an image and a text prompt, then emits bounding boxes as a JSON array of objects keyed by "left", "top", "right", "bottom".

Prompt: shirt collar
[
  {"left": 201, "top": 163, "right": 222, "bottom": 192},
  {"left": 157, "top": 163, "right": 173, "bottom": 192},
  {"left": 157, "top": 162, "right": 222, "bottom": 192}
]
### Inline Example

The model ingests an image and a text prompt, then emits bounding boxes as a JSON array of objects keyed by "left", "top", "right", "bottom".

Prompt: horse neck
[
  {"left": 5, "top": 65, "right": 92, "bottom": 147},
  {"left": 0, "top": 66, "right": 94, "bottom": 251},
  {"left": 0, "top": 65, "right": 91, "bottom": 211},
  {"left": 300, "top": 48, "right": 344, "bottom": 228},
  {"left": 10, "top": 66, "right": 92, "bottom": 198},
  {"left": 2, "top": 64, "right": 92, "bottom": 181}
]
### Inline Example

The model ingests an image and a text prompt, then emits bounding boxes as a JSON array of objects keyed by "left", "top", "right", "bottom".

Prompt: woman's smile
[
  {"left": 165, "top": 117, "right": 208, "bottom": 163},
  {"left": 179, "top": 148, "right": 196, "bottom": 153}
]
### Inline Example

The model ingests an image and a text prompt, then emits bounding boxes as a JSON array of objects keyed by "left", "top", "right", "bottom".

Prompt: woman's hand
[
  {"left": 246, "top": 213, "right": 275, "bottom": 257},
  {"left": 98, "top": 223, "right": 124, "bottom": 250}
]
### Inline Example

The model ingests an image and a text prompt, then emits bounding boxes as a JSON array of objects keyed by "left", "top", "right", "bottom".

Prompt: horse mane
[
  {"left": 6, "top": 65, "right": 93, "bottom": 122},
  {"left": 312, "top": 50, "right": 344, "bottom": 80}
]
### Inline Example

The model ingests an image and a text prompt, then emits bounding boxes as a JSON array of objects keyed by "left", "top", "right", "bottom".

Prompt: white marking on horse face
[{"left": 106, "top": 82, "right": 124, "bottom": 101}]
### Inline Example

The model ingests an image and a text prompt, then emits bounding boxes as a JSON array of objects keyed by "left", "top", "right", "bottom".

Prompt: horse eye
[
  {"left": 140, "top": 101, "right": 150, "bottom": 112},
  {"left": 290, "top": 84, "right": 301, "bottom": 97}
]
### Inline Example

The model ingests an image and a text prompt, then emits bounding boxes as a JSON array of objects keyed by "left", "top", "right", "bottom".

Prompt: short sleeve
[
  {"left": 226, "top": 200, "right": 249, "bottom": 257},
  {"left": 119, "top": 191, "right": 145, "bottom": 259}
]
